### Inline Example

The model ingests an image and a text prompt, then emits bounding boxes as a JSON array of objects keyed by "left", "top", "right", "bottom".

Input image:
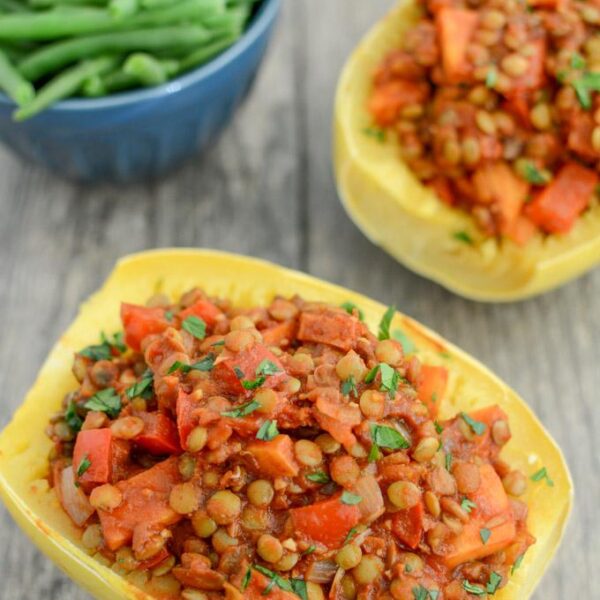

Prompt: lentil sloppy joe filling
[
  {"left": 47, "top": 289, "right": 534, "bottom": 599},
  {"left": 369, "top": 0, "right": 600, "bottom": 244}
]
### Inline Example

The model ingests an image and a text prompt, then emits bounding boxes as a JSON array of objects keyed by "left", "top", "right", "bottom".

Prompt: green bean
[
  {"left": 82, "top": 68, "right": 138, "bottom": 95},
  {"left": 14, "top": 55, "right": 117, "bottom": 120},
  {"left": 81, "top": 73, "right": 105, "bottom": 96},
  {"left": 0, "top": 0, "right": 223, "bottom": 40},
  {"left": 108, "top": 0, "right": 138, "bottom": 19},
  {"left": 178, "top": 33, "right": 237, "bottom": 72},
  {"left": 123, "top": 52, "right": 177, "bottom": 86},
  {"left": 0, "top": 48, "right": 33, "bottom": 104},
  {"left": 20, "top": 26, "right": 210, "bottom": 81}
]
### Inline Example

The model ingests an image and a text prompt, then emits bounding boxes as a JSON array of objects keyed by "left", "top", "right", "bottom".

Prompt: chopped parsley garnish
[
  {"left": 341, "top": 375, "right": 358, "bottom": 398},
  {"left": 79, "top": 331, "right": 125, "bottom": 361},
  {"left": 302, "top": 545, "right": 316, "bottom": 556},
  {"left": 453, "top": 231, "right": 474, "bottom": 245},
  {"left": 290, "top": 578, "right": 308, "bottom": 600},
  {"left": 522, "top": 161, "right": 549, "bottom": 185},
  {"left": 480, "top": 527, "right": 491, "bottom": 544},
  {"left": 572, "top": 71, "right": 600, "bottom": 110},
  {"left": 461, "top": 498, "right": 477, "bottom": 514},
  {"left": 370, "top": 423, "right": 410, "bottom": 450},
  {"left": 445, "top": 452, "right": 453, "bottom": 471},
  {"left": 340, "top": 491, "right": 362, "bottom": 505},
  {"left": 511, "top": 553, "right": 525, "bottom": 575},
  {"left": 76, "top": 455, "right": 91, "bottom": 477},
  {"left": 570, "top": 52, "right": 586, "bottom": 70},
  {"left": 164, "top": 310, "right": 174, "bottom": 322},
  {"left": 340, "top": 301, "right": 364, "bottom": 321},
  {"left": 126, "top": 370, "right": 153, "bottom": 399},
  {"left": 344, "top": 527, "right": 359, "bottom": 544},
  {"left": 364, "top": 365, "right": 379, "bottom": 384},
  {"left": 392, "top": 329, "right": 416, "bottom": 354},
  {"left": 65, "top": 401, "right": 82, "bottom": 433},
  {"left": 84, "top": 388, "right": 121, "bottom": 419},
  {"left": 256, "top": 420, "right": 279, "bottom": 441},
  {"left": 211, "top": 339, "right": 225, "bottom": 347},
  {"left": 486, "top": 571, "right": 502, "bottom": 594},
  {"left": 378, "top": 305, "right": 396, "bottom": 340},
  {"left": 485, "top": 67, "right": 498, "bottom": 88},
  {"left": 221, "top": 400, "right": 260, "bottom": 418},
  {"left": 240, "top": 359, "right": 281, "bottom": 390},
  {"left": 413, "top": 585, "right": 439, "bottom": 600},
  {"left": 462, "top": 580, "right": 486, "bottom": 596},
  {"left": 306, "top": 471, "right": 330, "bottom": 484},
  {"left": 241, "top": 567, "right": 252, "bottom": 590},
  {"left": 257, "top": 359, "right": 281, "bottom": 376},
  {"left": 252, "top": 565, "right": 304, "bottom": 597},
  {"left": 379, "top": 363, "right": 402, "bottom": 397},
  {"left": 405, "top": 563, "right": 413, "bottom": 573},
  {"left": 182, "top": 315, "right": 207, "bottom": 340},
  {"left": 368, "top": 443, "right": 382, "bottom": 462},
  {"left": 460, "top": 412, "right": 486, "bottom": 436},
  {"left": 363, "top": 127, "right": 386, "bottom": 142},
  {"left": 241, "top": 377, "right": 266, "bottom": 391},
  {"left": 168, "top": 354, "right": 216, "bottom": 374},
  {"left": 434, "top": 420, "right": 444, "bottom": 434},
  {"left": 530, "top": 466, "right": 554, "bottom": 487}
]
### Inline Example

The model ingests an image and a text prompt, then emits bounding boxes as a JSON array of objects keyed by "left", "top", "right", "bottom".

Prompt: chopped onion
[
  {"left": 59, "top": 466, "right": 94, "bottom": 527},
  {"left": 306, "top": 559, "right": 338, "bottom": 583},
  {"left": 329, "top": 567, "right": 346, "bottom": 599},
  {"left": 353, "top": 475, "right": 384, "bottom": 524}
]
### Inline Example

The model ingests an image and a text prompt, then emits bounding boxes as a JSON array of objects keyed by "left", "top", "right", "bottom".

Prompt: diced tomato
[
  {"left": 392, "top": 501, "right": 424, "bottom": 548},
  {"left": 503, "top": 215, "right": 537, "bottom": 246},
  {"left": 472, "top": 162, "right": 530, "bottom": 233},
  {"left": 503, "top": 92, "right": 532, "bottom": 127},
  {"left": 111, "top": 439, "right": 132, "bottom": 483},
  {"left": 97, "top": 457, "right": 181, "bottom": 551},
  {"left": 444, "top": 464, "right": 516, "bottom": 567},
  {"left": 435, "top": 8, "right": 478, "bottom": 83},
  {"left": 290, "top": 493, "right": 362, "bottom": 549},
  {"left": 568, "top": 114, "right": 599, "bottom": 160},
  {"left": 417, "top": 365, "right": 448, "bottom": 417},
  {"left": 368, "top": 79, "right": 430, "bottom": 127},
  {"left": 525, "top": 163, "right": 598, "bottom": 233},
  {"left": 247, "top": 434, "right": 299, "bottom": 478},
  {"left": 135, "top": 412, "right": 182, "bottom": 455},
  {"left": 121, "top": 303, "right": 169, "bottom": 352},
  {"left": 73, "top": 428, "right": 113, "bottom": 488},
  {"left": 261, "top": 320, "right": 297, "bottom": 347},
  {"left": 179, "top": 299, "right": 223, "bottom": 327},
  {"left": 213, "top": 344, "right": 286, "bottom": 396},
  {"left": 297, "top": 309, "right": 360, "bottom": 352},
  {"left": 176, "top": 391, "right": 201, "bottom": 450}
]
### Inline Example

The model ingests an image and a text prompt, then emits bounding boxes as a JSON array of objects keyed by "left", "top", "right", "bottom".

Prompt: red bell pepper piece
[
  {"left": 73, "top": 428, "right": 113, "bottom": 488},
  {"left": 435, "top": 8, "right": 478, "bottom": 83},
  {"left": 121, "top": 303, "right": 170, "bottom": 352},
  {"left": 179, "top": 299, "right": 222, "bottom": 327},
  {"left": 417, "top": 365, "right": 448, "bottom": 418},
  {"left": 135, "top": 412, "right": 182, "bottom": 455},
  {"left": 392, "top": 502, "right": 424, "bottom": 549}
]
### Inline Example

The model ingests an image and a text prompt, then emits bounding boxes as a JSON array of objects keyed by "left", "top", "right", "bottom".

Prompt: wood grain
[{"left": 0, "top": 1, "right": 597, "bottom": 598}]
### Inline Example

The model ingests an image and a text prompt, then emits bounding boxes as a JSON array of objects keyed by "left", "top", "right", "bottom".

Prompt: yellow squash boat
[
  {"left": 0, "top": 249, "right": 572, "bottom": 598},
  {"left": 333, "top": 1, "right": 600, "bottom": 302}
]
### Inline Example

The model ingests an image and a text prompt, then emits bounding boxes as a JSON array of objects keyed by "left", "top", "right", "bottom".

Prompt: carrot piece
[
  {"left": 417, "top": 365, "right": 448, "bottom": 417},
  {"left": 392, "top": 501, "right": 424, "bottom": 549},
  {"left": 472, "top": 162, "right": 530, "bottom": 233},
  {"left": 179, "top": 299, "right": 222, "bottom": 327},
  {"left": 525, "top": 163, "right": 598, "bottom": 233},
  {"left": 97, "top": 456, "right": 181, "bottom": 551},
  {"left": 176, "top": 390, "right": 200, "bottom": 450},
  {"left": 368, "top": 79, "right": 430, "bottom": 127},
  {"left": 73, "top": 428, "right": 113, "bottom": 488},
  {"left": 443, "top": 464, "right": 516, "bottom": 567},
  {"left": 435, "top": 8, "right": 478, "bottom": 83},
  {"left": 503, "top": 215, "right": 537, "bottom": 246},
  {"left": 290, "top": 493, "right": 362, "bottom": 549},
  {"left": 135, "top": 412, "right": 182, "bottom": 455},
  {"left": 261, "top": 320, "right": 297, "bottom": 347},
  {"left": 213, "top": 343, "right": 287, "bottom": 396},
  {"left": 297, "top": 309, "right": 360, "bottom": 352},
  {"left": 568, "top": 114, "right": 599, "bottom": 160},
  {"left": 247, "top": 434, "right": 299, "bottom": 478},
  {"left": 121, "top": 303, "right": 169, "bottom": 352}
]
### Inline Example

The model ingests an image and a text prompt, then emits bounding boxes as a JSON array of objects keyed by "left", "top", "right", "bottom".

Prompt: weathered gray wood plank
[{"left": 0, "top": 0, "right": 598, "bottom": 598}]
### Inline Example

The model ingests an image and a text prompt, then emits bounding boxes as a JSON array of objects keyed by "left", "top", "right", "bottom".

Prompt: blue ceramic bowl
[{"left": 0, "top": 0, "right": 280, "bottom": 183}]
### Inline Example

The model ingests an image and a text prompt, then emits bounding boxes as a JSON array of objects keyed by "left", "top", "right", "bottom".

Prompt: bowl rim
[{"left": 0, "top": 0, "right": 281, "bottom": 113}]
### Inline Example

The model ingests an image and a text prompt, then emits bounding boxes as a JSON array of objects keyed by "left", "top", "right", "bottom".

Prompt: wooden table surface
[{"left": 0, "top": 1, "right": 598, "bottom": 598}]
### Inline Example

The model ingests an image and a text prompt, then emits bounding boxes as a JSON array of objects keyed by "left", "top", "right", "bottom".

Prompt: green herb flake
[
  {"left": 290, "top": 578, "right": 308, "bottom": 600},
  {"left": 453, "top": 231, "right": 474, "bottom": 245},
  {"left": 182, "top": 315, "right": 207, "bottom": 340},
  {"left": 256, "top": 420, "right": 279, "bottom": 441},
  {"left": 76, "top": 455, "right": 91, "bottom": 477},
  {"left": 340, "top": 301, "right": 364, "bottom": 321},
  {"left": 241, "top": 376, "right": 266, "bottom": 390},
  {"left": 370, "top": 423, "right": 410, "bottom": 450},
  {"left": 486, "top": 571, "right": 502, "bottom": 594},
  {"left": 570, "top": 52, "right": 586, "bottom": 70},
  {"left": 302, "top": 545, "right": 317, "bottom": 556},
  {"left": 164, "top": 310, "right": 174, "bottom": 322},
  {"left": 511, "top": 553, "right": 525, "bottom": 575},
  {"left": 405, "top": 563, "right": 413, "bottom": 573},
  {"left": 306, "top": 471, "right": 330, "bottom": 484},
  {"left": 379, "top": 363, "right": 401, "bottom": 397},
  {"left": 344, "top": 527, "right": 359, "bottom": 544},
  {"left": 378, "top": 305, "right": 396, "bottom": 340},
  {"left": 79, "top": 331, "right": 125, "bottom": 361},
  {"left": 461, "top": 498, "right": 477, "bottom": 514},
  {"left": 572, "top": 72, "right": 600, "bottom": 110},
  {"left": 368, "top": 443, "right": 382, "bottom": 463},
  {"left": 221, "top": 400, "right": 261, "bottom": 418},
  {"left": 84, "top": 388, "right": 121, "bottom": 419},
  {"left": 253, "top": 565, "right": 294, "bottom": 595},
  {"left": 462, "top": 581, "right": 486, "bottom": 596},
  {"left": 241, "top": 359, "right": 281, "bottom": 390},
  {"left": 241, "top": 567, "right": 252, "bottom": 590},
  {"left": 65, "top": 401, "right": 83, "bottom": 433},
  {"left": 168, "top": 354, "right": 215, "bottom": 375},
  {"left": 341, "top": 375, "right": 358, "bottom": 398},
  {"left": 445, "top": 452, "right": 453, "bottom": 472},
  {"left": 530, "top": 466, "right": 554, "bottom": 487},
  {"left": 364, "top": 365, "right": 380, "bottom": 384},
  {"left": 126, "top": 371, "right": 153, "bottom": 399},
  {"left": 412, "top": 586, "right": 439, "bottom": 600},
  {"left": 363, "top": 127, "right": 386, "bottom": 142},
  {"left": 485, "top": 67, "right": 498, "bottom": 88},
  {"left": 257, "top": 359, "right": 281, "bottom": 376},
  {"left": 434, "top": 420, "right": 444, "bottom": 434},
  {"left": 234, "top": 366, "right": 245, "bottom": 379},
  {"left": 211, "top": 339, "right": 225, "bottom": 347},
  {"left": 480, "top": 527, "right": 491, "bottom": 544},
  {"left": 340, "top": 491, "right": 362, "bottom": 505},
  {"left": 460, "top": 412, "right": 486, "bottom": 436},
  {"left": 392, "top": 329, "right": 416, "bottom": 354},
  {"left": 523, "top": 161, "right": 548, "bottom": 185}
]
